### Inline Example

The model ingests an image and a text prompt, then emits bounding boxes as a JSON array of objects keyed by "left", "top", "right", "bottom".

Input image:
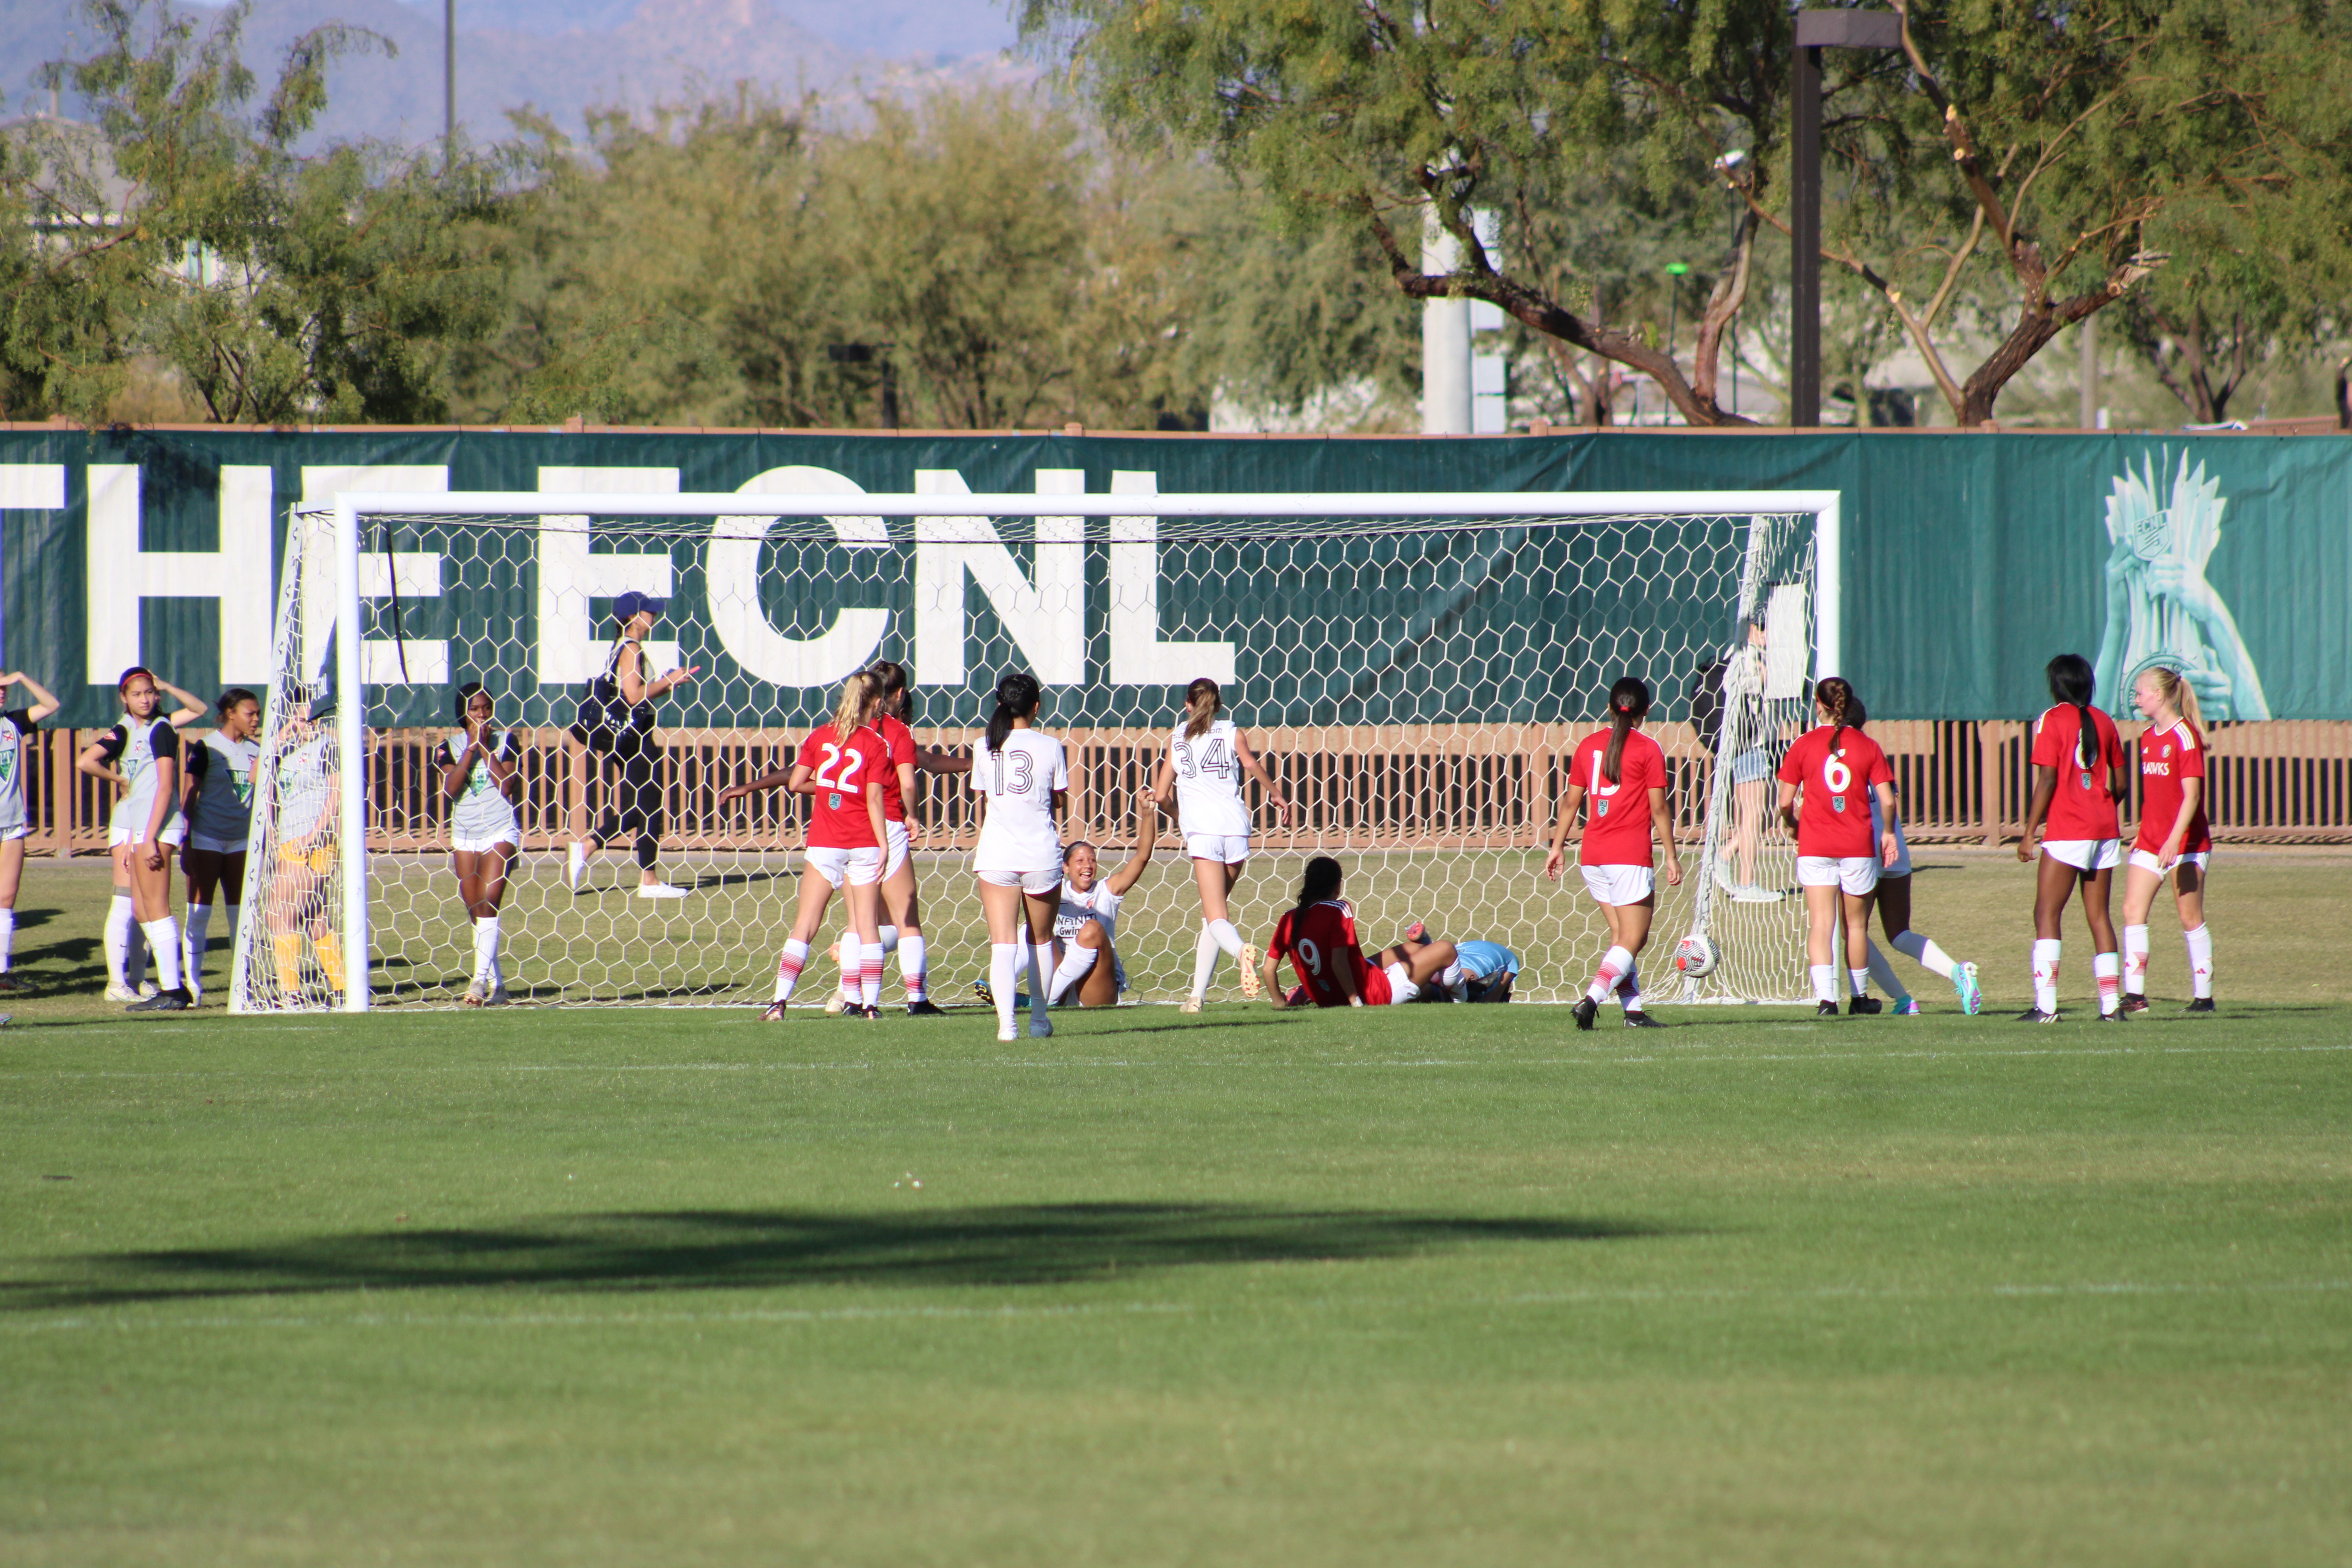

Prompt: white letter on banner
[
  {"left": 913, "top": 469, "right": 1083, "bottom": 686},
  {"left": 537, "top": 468, "right": 679, "bottom": 682},
  {"left": 708, "top": 466, "right": 889, "bottom": 687},
  {"left": 1107, "top": 470, "right": 1235, "bottom": 685},
  {"left": 85, "top": 464, "right": 274, "bottom": 685},
  {"left": 300, "top": 466, "right": 450, "bottom": 685}
]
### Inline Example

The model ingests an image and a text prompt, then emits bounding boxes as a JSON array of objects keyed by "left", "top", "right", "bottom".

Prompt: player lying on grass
[
  {"left": 1394, "top": 927, "right": 1522, "bottom": 1003},
  {"left": 2018, "top": 653, "right": 2132, "bottom": 1023},
  {"left": 2122, "top": 664, "right": 2216, "bottom": 1013},
  {"left": 1543, "top": 676, "right": 1683, "bottom": 1029},
  {"left": 1776, "top": 676, "right": 1900, "bottom": 1018},
  {"left": 1258, "top": 857, "right": 1457, "bottom": 1008},
  {"left": 1845, "top": 697, "right": 1983, "bottom": 1015},
  {"left": 973, "top": 795, "right": 1160, "bottom": 1011}
]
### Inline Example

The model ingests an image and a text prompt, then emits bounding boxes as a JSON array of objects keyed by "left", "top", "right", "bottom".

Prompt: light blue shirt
[{"left": 1455, "top": 941, "right": 1521, "bottom": 980}]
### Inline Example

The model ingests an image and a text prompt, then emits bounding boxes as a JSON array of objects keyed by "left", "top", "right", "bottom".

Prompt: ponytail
[
  {"left": 2046, "top": 653, "right": 2100, "bottom": 768},
  {"left": 833, "top": 671, "right": 877, "bottom": 741},
  {"left": 1601, "top": 676, "right": 1650, "bottom": 785},
  {"left": 1294, "top": 855, "right": 1344, "bottom": 919},
  {"left": 1815, "top": 675, "right": 1855, "bottom": 757},
  {"left": 1183, "top": 677, "right": 1222, "bottom": 740},
  {"left": 985, "top": 671, "right": 1041, "bottom": 755},
  {"left": 2144, "top": 664, "right": 2204, "bottom": 737}
]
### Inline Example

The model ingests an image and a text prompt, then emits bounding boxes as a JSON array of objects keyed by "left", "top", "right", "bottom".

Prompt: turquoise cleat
[{"left": 1953, "top": 961, "right": 1984, "bottom": 1016}]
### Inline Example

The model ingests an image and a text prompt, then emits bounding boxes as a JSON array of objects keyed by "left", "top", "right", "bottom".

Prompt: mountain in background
[{"left": 0, "top": 0, "right": 1029, "bottom": 149}]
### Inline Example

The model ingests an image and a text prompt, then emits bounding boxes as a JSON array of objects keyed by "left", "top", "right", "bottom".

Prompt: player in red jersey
[
  {"left": 1260, "top": 857, "right": 1457, "bottom": 1008},
  {"left": 2122, "top": 664, "right": 2215, "bottom": 1013},
  {"left": 1543, "top": 677, "right": 1683, "bottom": 1029},
  {"left": 715, "top": 672, "right": 891, "bottom": 1021},
  {"left": 2018, "top": 653, "right": 2132, "bottom": 1022},
  {"left": 1775, "top": 677, "right": 1899, "bottom": 1016}
]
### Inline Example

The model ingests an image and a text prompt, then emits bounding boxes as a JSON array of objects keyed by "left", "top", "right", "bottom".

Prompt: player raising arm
[
  {"left": 0, "top": 669, "right": 60, "bottom": 992},
  {"left": 1045, "top": 793, "right": 1160, "bottom": 1009},
  {"left": 439, "top": 682, "right": 524, "bottom": 1007},
  {"left": 79, "top": 669, "right": 203, "bottom": 1011},
  {"left": 2017, "top": 653, "right": 2132, "bottom": 1023},
  {"left": 1153, "top": 678, "right": 1294, "bottom": 1014},
  {"left": 1544, "top": 677, "right": 1684, "bottom": 1029},
  {"left": 719, "top": 672, "right": 891, "bottom": 1022},
  {"left": 1776, "top": 677, "right": 1899, "bottom": 1018},
  {"left": 2122, "top": 664, "right": 2215, "bottom": 1013}
]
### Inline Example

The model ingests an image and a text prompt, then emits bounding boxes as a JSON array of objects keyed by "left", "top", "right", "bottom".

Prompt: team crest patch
[
  {"left": 828, "top": 791, "right": 844, "bottom": 809},
  {"left": 1595, "top": 800, "right": 1608, "bottom": 816},
  {"left": 1831, "top": 794, "right": 1847, "bottom": 812},
  {"left": 2080, "top": 771, "right": 2092, "bottom": 790}
]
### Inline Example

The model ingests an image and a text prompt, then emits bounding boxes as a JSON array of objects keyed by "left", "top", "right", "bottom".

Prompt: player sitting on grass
[
  {"left": 1394, "top": 926, "right": 1522, "bottom": 1003},
  {"left": 975, "top": 794, "right": 1161, "bottom": 1012},
  {"left": 1259, "top": 857, "right": 1457, "bottom": 1008}
]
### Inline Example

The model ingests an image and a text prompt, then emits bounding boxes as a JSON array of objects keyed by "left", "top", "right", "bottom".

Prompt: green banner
[{"left": 5, "top": 426, "right": 2341, "bottom": 727}]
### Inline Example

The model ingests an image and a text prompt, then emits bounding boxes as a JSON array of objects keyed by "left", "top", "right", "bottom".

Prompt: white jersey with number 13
[{"left": 972, "top": 729, "right": 1068, "bottom": 874}]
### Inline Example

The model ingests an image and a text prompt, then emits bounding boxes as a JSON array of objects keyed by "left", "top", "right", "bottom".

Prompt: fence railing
[{"left": 24, "top": 719, "right": 2352, "bottom": 856}]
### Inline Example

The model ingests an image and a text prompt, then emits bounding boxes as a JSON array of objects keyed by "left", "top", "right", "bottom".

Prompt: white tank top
[
  {"left": 440, "top": 730, "right": 522, "bottom": 843},
  {"left": 1055, "top": 878, "right": 1128, "bottom": 991},
  {"left": 105, "top": 718, "right": 183, "bottom": 833},
  {"left": 1169, "top": 717, "right": 1250, "bottom": 837},
  {"left": 971, "top": 729, "right": 1068, "bottom": 873},
  {"left": 187, "top": 732, "right": 260, "bottom": 844}
]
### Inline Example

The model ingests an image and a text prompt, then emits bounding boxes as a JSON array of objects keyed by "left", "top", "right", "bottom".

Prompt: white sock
[
  {"left": 1890, "top": 929, "right": 1955, "bottom": 980},
  {"left": 1207, "top": 918, "right": 1243, "bottom": 959},
  {"left": 1849, "top": 966, "right": 1871, "bottom": 998},
  {"left": 2032, "top": 938, "right": 2062, "bottom": 1014},
  {"left": 1586, "top": 945, "right": 1633, "bottom": 1004},
  {"left": 1617, "top": 958, "right": 1642, "bottom": 1013},
  {"left": 989, "top": 942, "right": 1018, "bottom": 1033},
  {"left": 0, "top": 906, "right": 13, "bottom": 971},
  {"left": 1809, "top": 963, "right": 1837, "bottom": 1004},
  {"left": 183, "top": 902, "right": 212, "bottom": 987},
  {"left": 1048, "top": 942, "right": 1099, "bottom": 1003},
  {"left": 859, "top": 935, "right": 882, "bottom": 1008},
  {"left": 2122, "top": 923, "right": 2151, "bottom": 996},
  {"left": 106, "top": 895, "right": 136, "bottom": 987},
  {"left": 839, "top": 934, "right": 862, "bottom": 1006},
  {"left": 473, "top": 915, "right": 500, "bottom": 986},
  {"left": 2183, "top": 924, "right": 2213, "bottom": 998},
  {"left": 2094, "top": 950, "right": 2121, "bottom": 1016},
  {"left": 876, "top": 924, "right": 899, "bottom": 957},
  {"left": 141, "top": 918, "right": 182, "bottom": 992},
  {"left": 900, "top": 935, "right": 927, "bottom": 1002},
  {"left": 773, "top": 938, "right": 810, "bottom": 1003},
  {"left": 1865, "top": 940, "right": 1910, "bottom": 1005},
  {"left": 1190, "top": 924, "right": 1221, "bottom": 1000}
]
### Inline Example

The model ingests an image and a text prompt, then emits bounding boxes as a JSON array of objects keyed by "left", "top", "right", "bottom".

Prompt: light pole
[
  {"left": 1791, "top": 9, "right": 1901, "bottom": 426},
  {"left": 444, "top": 0, "right": 456, "bottom": 170}
]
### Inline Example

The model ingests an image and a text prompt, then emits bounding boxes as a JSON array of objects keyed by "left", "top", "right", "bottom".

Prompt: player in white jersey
[
  {"left": 180, "top": 688, "right": 261, "bottom": 1002},
  {"left": 439, "top": 682, "right": 525, "bottom": 1006},
  {"left": 1151, "top": 678, "right": 1294, "bottom": 1013},
  {"left": 1044, "top": 793, "right": 1161, "bottom": 1008},
  {"left": 78, "top": 668, "right": 205, "bottom": 1011},
  {"left": 970, "top": 672, "right": 1068, "bottom": 1042},
  {"left": 1849, "top": 699, "right": 1984, "bottom": 1015},
  {"left": 0, "top": 669, "right": 61, "bottom": 992}
]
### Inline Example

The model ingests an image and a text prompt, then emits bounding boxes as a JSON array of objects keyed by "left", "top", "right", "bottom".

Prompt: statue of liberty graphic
[{"left": 2094, "top": 450, "right": 2269, "bottom": 720}]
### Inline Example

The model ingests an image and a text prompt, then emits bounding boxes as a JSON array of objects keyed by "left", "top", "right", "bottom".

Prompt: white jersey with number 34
[{"left": 1169, "top": 718, "right": 1250, "bottom": 838}]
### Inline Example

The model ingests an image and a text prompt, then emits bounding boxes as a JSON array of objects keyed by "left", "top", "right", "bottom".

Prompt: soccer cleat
[
  {"left": 2097, "top": 1008, "right": 2128, "bottom": 1023},
  {"left": 126, "top": 987, "right": 190, "bottom": 1013},
  {"left": 1622, "top": 1010, "right": 1663, "bottom": 1029},
  {"left": 1178, "top": 997, "right": 1203, "bottom": 1015},
  {"left": 1731, "top": 885, "right": 1785, "bottom": 904},
  {"left": 1237, "top": 946, "right": 1262, "bottom": 999},
  {"left": 995, "top": 1024, "right": 1018, "bottom": 1042},
  {"left": 972, "top": 980, "right": 996, "bottom": 1008},
  {"left": 566, "top": 841, "right": 587, "bottom": 891},
  {"left": 906, "top": 999, "right": 947, "bottom": 1016},
  {"left": 861, "top": 1005, "right": 884, "bottom": 1022},
  {"left": 2015, "top": 1007, "right": 2060, "bottom": 1023},
  {"left": 1953, "top": 961, "right": 1984, "bottom": 1016},
  {"left": 1401, "top": 920, "right": 1428, "bottom": 944},
  {"left": 1712, "top": 858, "right": 1739, "bottom": 893},
  {"left": 1892, "top": 997, "right": 1923, "bottom": 1015},
  {"left": 824, "top": 991, "right": 850, "bottom": 1016},
  {"left": 487, "top": 984, "right": 511, "bottom": 1007},
  {"left": 2184, "top": 998, "right": 2216, "bottom": 1013},
  {"left": 0, "top": 974, "right": 26, "bottom": 994},
  {"left": 2120, "top": 994, "right": 2149, "bottom": 1014},
  {"left": 1572, "top": 996, "right": 1599, "bottom": 1031},
  {"left": 758, "top": 1000, "right": 789, "bottom": 1022},
  {"left": 461, "top": 982, "right": 487, "bottom": 1009},
  {"left": 1028, "top": 1017, "right": 1054, "bottom": 1039},
  {"left": 1815, "top": 1000, "right": 1841, "bottom": 1018},
  {"left": 103, "top": 982, "right": 141, "bottom": 1003},
  {"left": 1848, "top": 995, "right": 1883, "bottom": 1016},
  {"left": 636, "top": 882, "right": 688, "bottom": 900}
]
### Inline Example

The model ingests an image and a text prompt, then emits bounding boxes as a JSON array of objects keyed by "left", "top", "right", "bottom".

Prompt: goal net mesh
[{"left": 233, "top": 499, "right": 1818, "bottom": 1011}]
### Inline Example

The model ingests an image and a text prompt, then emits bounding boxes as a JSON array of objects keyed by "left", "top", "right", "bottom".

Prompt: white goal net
[{"left": 231, "top": 485, "right": 1835, "bottom": 1013}]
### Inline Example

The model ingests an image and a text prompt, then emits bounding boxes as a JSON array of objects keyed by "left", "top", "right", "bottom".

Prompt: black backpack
[{"left": 576, "top": 637, "right": 630, "bottom": 737}]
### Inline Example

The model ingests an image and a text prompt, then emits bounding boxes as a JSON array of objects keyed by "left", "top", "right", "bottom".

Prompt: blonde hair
[
  {"left": 832, "top": 671, "right": 877, "bottom": 740},
  {"left": 1183, "top": 677, "right": 1221, "bottom": 740},
  {"left": 2143, "top": 665, "right": 2205, "bottom": 734}
]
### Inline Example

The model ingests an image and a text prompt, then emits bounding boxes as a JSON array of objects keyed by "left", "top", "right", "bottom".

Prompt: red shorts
[{"left": 1358, "top": 965, "right": 1392, "bottom": 1007}]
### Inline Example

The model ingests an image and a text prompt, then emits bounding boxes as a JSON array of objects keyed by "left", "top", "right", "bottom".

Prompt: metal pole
[
  {"left": 444, "top": 0, "right": 456, "bottom": 168},
  {"left": 1791, "top": 42, "right": 1822, "bottom": 427},
  {"left": 334, "top": 501, "right": 369, "bottom": 1014}
]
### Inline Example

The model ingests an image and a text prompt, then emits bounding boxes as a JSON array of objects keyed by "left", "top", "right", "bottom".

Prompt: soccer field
[{"left": 2, "top": 858, "right": 2347, "bottom": 1564}]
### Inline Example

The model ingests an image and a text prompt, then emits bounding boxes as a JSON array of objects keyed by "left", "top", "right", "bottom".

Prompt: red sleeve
[
  {"left": 888, "top": 720, "right": 916, "bottom": 768},
  {"left": 2030, "top": 711, "right": 2064, "bottom": 768},
  {"left": 861, "top": 730, "right": 892, "bottom": 787},
  {"left": 1637, "top": 736, "right": 1666, "bottom": 794},
  {"left": 1269, "top": 912, "right": 1293, "bottom": 962},
  {"left": 2179, "top": 728, "right": 2206, "bottom": 779},
  {"left": 1775, "top": 733, "right": 1808, "bottom": 784},
  {"left": 1340, "top": 907, "right": 1360, "bottom": 947},
  {"left": 795, "top": 730, "right": 825, "bottom": 771}
]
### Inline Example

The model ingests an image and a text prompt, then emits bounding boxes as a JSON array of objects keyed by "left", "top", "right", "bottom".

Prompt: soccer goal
[{"left": 230, "top": 483, "right": 1838, "bottom": 1014}]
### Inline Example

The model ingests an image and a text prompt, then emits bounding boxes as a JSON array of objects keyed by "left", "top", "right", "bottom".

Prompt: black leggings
[{"left": 592, "top": 728, "right": 662, "bottom": 869}]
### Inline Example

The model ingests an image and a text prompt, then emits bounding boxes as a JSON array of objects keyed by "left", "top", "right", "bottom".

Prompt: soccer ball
[{"left": 1674, "top": 932, "right": 1719, "bottom": 978}]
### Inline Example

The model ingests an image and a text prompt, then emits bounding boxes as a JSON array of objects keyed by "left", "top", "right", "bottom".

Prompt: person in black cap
[{"left": 567, "top": 590, "right": 697, "bottom": 897}]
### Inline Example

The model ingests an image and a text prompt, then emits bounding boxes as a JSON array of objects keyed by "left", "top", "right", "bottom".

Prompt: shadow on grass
[{"left": 7, "top": 1203, "right": 1673, "bottom": 1308}]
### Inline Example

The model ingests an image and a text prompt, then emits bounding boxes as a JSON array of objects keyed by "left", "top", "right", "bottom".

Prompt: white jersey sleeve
[
  {"left": 1168, "top": 718, "right": 1251, "bottom": 838},
  {"left": 971, "top": 729, "right": 1067, "bottom": 874}
]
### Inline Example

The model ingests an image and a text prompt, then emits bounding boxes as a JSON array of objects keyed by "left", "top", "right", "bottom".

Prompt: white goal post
[{"left": 233, "top": 487, "right": 1840, "bottom": 1014}]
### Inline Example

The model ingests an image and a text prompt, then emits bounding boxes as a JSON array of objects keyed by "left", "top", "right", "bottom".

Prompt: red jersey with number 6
[
  {"left": 1269, "top": 899, "right": 1393, "bottom": 1008},
  {"left": 2030, "top": 703, "right": 2129, "bottom": 841},
  {"left": 873, "top": 713, "right": 918, "bottom": 824},
  {"left": 1573, "top": 728, "right": 1668, "bottom": 867},
  {"left": 1776, "top": 724, "right": 1894, "bottom": 858},
  {"left": 2134, "top": 719, "right": 2210, "bottom": 855},
  {"left": 797, "top": 723, "right": 888, "bottom": 849}
]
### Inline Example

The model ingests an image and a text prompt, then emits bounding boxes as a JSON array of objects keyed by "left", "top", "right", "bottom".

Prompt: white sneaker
[
  {"left": 566, "top": 842, "right": 587, "bottom": 891},
  {"left": 635, "top": 882, "right": 688, "bottom": 900},
  {"left": 824, "top": 991, "right": 849, "bottom": 1015},
  {"left": 103, "top": 982, "right": 140, "bottom": 1002},
  {"left": 1731, "top": 885, "right": 1785, "bottom": 904},
  {"left": 1178, "top": 997, "right": 1202, "bottom": 1015},
  {"left": 1027, "top": 1017, "right": 1054, "bottom": 1039},
  {"left": 996, "top": 1024, "right": 1018, "bottom": 1042},
  {"left": 136, "top": 980, "right": 158, "bottom": 998},
  {"left": 487, "top": 984, "right": 510, "bottom": 1006},
  {"left": 1712, "top": 858, "right": 1739, "bottom": 893}
]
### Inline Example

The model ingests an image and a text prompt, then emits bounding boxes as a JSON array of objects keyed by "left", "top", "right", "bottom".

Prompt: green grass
[{"left": 1, "top": 857, "right": 2348, "bottom": 1564}]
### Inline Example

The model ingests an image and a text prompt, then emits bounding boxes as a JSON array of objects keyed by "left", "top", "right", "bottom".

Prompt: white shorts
[
  {"left": 111, "top": 818, "right": 187, "bottom": 849},
  {"left": 0, "top": 825, "right": 25, "bottom": 843},
  {"left": 806, "top": 844, "right": 884, "bottom": 889},
  {"left": 1579, "top": 863, "right": 1655, "bottom": 906},
  {"left": 1185, "top": 833, "right": 1249, "bottom": 865},
  {"left": 451, "top": 832, "right": 518, "bottom": 856},
  {"left": 189, "top": 832, "right": 247, "bottom": 856},
  {"left": 1382, "top": 959, "right": 1421, "bottom": 1006},
  {"left": 884, "top": 820, "right": 911, "bottom": 880},
  {"left": 2043, "top": 838, "right": 2122, "bottom": 872},
  {"left": 977, "top": 866, "right": 1062, "bottom": 895},
  {"left": 2128, "top": 848, "right": 2210, "bottom": 877},
  {"left": 1797, "top": 855, "right": 1880, "bottom": 895}
]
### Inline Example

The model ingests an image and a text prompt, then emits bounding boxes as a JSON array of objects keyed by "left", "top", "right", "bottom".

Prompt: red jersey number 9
[{"left": 1295, "top": 937, "right": 1323, "bottom": 977}]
